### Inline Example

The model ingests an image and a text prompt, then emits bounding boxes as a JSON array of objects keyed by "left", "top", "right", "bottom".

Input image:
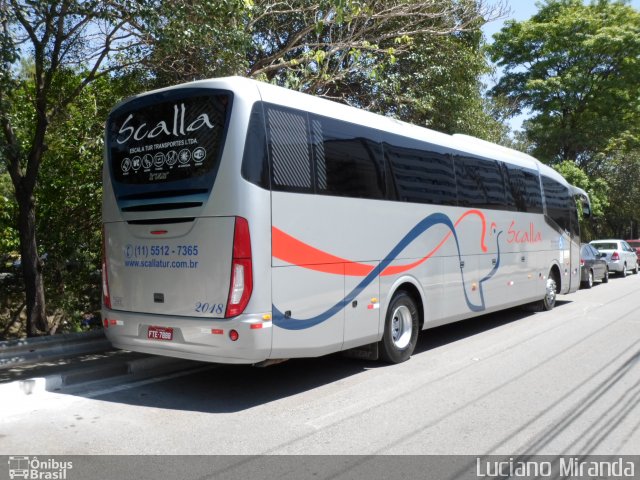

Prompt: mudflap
[{"left": 342, "top": 342, "right": 380, "bottom": 361}]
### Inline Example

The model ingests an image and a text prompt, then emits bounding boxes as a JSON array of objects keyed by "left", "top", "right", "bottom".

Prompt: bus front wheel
[{"left": 380, "top": 291, "right": 419, "bottom": 364}]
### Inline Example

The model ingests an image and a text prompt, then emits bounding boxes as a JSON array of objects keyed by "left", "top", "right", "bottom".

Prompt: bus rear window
[{"left": 107, "top": 92, "right": 231, "bottom": 186}]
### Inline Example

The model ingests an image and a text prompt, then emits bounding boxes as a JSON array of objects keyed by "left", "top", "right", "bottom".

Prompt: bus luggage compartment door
[{"left": 271, "top": 264, "right": 345, "bottom": 358}]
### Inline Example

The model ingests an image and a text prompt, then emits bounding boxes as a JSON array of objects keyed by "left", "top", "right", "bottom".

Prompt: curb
[
  {"left": 0, "top": 355, "right": 199, "bottom": 397},
  {"left": 0, "top": 330, "right": 111, "bottom": 367}
]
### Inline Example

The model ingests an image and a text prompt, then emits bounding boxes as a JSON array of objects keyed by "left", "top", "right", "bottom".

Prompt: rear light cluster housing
[{"left": 225, "top": 216, "right": 253, "bottom": 318}]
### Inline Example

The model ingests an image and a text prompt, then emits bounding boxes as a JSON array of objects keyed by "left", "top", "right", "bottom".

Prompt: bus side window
[
  {"left": 455, "top": 156, "right": 509, "bottom": 211},
  {"left": 503, "top": 164, "right": 544, "bottom": 214},
  {"left": 522, "top": 168, "right": 544, "bottom": 213},
  {"left": 542, "top": 176, "right": 572, "bottom": 233},
  {"left": 384, "top": 138, "right": 456, "bottom": 206},
  {"left": 241, "top": 104, "right": 270, "bottom": 189},
  {"left": 313, "top": 116, "right": 385, "bottom": 200},
  {"left": 266, "top": 106, "right": 313, "bottom": 193}
]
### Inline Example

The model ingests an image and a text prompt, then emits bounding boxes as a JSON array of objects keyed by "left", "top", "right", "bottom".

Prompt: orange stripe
[
  {"left": 272, "top": 209, "right": 488, "bottom": 276},
  {"left": 272, "top": 227, "right": 373, "bottom": 276}
]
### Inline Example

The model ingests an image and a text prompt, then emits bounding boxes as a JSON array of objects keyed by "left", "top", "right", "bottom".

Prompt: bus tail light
[
  {"left": 102, "top": 228, "right": 112, "bottom": 310},
  {"left": 225, "top": 217, "right": 253, "bottom": 318}
]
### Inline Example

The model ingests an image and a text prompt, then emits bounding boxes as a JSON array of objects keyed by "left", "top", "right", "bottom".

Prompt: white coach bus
[{"left": 102, "top": 76, "right": 590, "bottom": 365}]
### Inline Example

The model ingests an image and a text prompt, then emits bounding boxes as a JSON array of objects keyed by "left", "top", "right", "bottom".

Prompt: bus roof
[{"left": 112, "top": 75, "right": 573, "bottom": 188}]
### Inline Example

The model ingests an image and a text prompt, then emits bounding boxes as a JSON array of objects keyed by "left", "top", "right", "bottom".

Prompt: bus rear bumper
[{"left": 101, "top": 308, "right": 272, "bottom": 364}]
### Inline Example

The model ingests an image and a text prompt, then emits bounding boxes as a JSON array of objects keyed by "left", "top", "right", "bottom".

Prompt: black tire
[
  {"left": 621, "top": 265, "right": 627, "bottom": 278},
  {"left": 380, "top": 291, "right": 419, "bottom": 364},
  {"left": 527, "top": 272, "right": 557, "bottom": 312},
  {"left": 585, "top": 270, "right": 593, "bottom": 289},
  {"left": 602, "top": 268, "right": 609, "bottom": 283},
  {"left": 633, "top": 263, "right": 639, "bottom": 275}
]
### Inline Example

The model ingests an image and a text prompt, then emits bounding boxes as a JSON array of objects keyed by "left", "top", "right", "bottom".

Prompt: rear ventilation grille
[
  {"left": 117, "top": 189, "right": 208, "bottom": 212},
  {"left": 118, "top": 189, "right": 208, "bottom": 201},
  {"left": 122, "top": 202, "right": 202, "bottom": 212}
]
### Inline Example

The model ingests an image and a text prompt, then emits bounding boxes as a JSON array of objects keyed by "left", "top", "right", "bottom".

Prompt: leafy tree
[
  {"left": 488, "top": 0, "right": 640, "bottom": 170},
  {"left": 36, "top": 73, "right": 137, "bottom": 334},
  {"left": 594, "top": 135, "right": 640, "bottom": 237},
  {"left": 0, "top": 0, "right": 509, "bottom": 337},
  {"left": 553, "top": 160, "right": 609, "bottom": 241},
  {"left": 0, "top": 0, "right": 151, "bottom": 336},
  {"left": 0, "top": 171, "right": 17, "bottom": 255},
  {"left": 139, "top": 0, "right": 508, "bottom": 138},
  {"left": 140, "top": 0, "right": 251, "bottom": 86}
]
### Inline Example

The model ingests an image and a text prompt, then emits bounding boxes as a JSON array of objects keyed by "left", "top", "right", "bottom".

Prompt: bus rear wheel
[
  {"left": 526, "top": 273, "right": 557, "bottom": 312},
  {"left": 380, "top": 291, "right": 419, "bottom": 364}
]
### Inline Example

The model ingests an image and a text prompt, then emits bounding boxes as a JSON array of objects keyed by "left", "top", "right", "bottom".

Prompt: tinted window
[
  {"left": 107, "top": 92, "right": 231, "bottom": 186},
  {"left": 581, "top": 245, "right": 594, "bottom": 259},
  {"left": 241, "top": 104, "right": 269, "bottom": 188},
  {"left": 259, "top": 104, "right": 385, "bottom": 199},
  {"left": 542, "top": 176, "right": 573, "bottom": 233},
  {"left": 503, "top": 163, "right": 543, "bottom": 213},
  {"left": 455, "top": 156, "right": 508, "bottom": 209},
  {"left": 313, "top": 116, "right": 385, "bottom": 199},
  {"left": 266, "top": 106, "right": 313, "bottom": 192},
  {"left": 384, "top": 137, "right": 456, "bottom": 206}
]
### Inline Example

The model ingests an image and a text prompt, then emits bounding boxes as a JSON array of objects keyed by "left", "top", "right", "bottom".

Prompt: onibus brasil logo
[{"left": 8, "top": 456, "right": 73, "bottom": 479}]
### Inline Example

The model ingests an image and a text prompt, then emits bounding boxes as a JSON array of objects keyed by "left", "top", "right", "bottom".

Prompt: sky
[{"left": 482, "top": 0, "right": 640, "bottom": 132}]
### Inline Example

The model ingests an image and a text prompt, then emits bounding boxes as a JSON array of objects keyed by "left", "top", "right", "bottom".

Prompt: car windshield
[{"left": 591, "top": 242, "right": 617, "bottom": 250}]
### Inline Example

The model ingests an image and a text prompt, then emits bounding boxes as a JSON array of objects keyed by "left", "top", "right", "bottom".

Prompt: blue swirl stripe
[{"left": 273, "top": 212, "right": 501, "bottom": 330}]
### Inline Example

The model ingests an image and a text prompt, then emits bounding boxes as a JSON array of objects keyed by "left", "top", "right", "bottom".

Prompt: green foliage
[
  {"left": 35, "top": 74, "right": 134, "bottom": 333},
  {"left": 0, "top": 0, "right": 509, "bottom": 337},
  {"left": 553, "top": 160, "right": 609, "bottom": 218},
  {"left": 141, "top": 0, "right": 251, "bottom": 87},
  {"left": 0, "top": 173, "right": 18, "bottom": 255},
  {"left": 488, "top": 0, "right": 640, "bottom": 168},
  {"left": 593, "top": 135, "right": 640, "bottom": 237},
  {"left": 135, "top": 0, "right": 505, "bottom": 137}
]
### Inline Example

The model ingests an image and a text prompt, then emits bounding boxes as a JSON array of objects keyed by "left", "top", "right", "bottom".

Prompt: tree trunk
[{"left": 16, "top": 187, "right": 48, "bottom": 336}]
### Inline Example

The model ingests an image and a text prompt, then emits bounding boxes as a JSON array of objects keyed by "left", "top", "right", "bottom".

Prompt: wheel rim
[
  {"left": 390, "top": 305, "right": 413, "bottom": 349},
  {"left": 589, "top": 271, "right": 593, "bottom": 287},
  {"left": 545, "top": 277, "right": 557, "bottom": 307}
]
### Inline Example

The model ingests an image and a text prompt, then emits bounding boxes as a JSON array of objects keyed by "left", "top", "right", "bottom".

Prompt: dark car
[
  {"left": 627, "top": 239, "right": 640, "bottom": 264},
  {"left": 580, "top": 243, "right": 609, "bottom": 288}
]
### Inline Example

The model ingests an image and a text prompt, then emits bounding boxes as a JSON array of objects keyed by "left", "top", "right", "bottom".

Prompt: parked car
[
  {"left": 589, "top": 239, "right": 639, "bottom": 277},
  {"left": 627, "top": 239, "right": 640, "bottom": 264},
  {"left": 579, "top": 243, "right": 609, "bottom": 288}
]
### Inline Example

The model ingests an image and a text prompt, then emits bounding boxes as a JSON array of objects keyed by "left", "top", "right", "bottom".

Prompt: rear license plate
[{"left": 147, "top": 326, "right": 174, "bottom": 341}]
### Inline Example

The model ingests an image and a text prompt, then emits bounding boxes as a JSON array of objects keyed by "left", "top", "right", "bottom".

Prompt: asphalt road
[{"left": 2, "top": 273, "right": 639, "bottom": 456}]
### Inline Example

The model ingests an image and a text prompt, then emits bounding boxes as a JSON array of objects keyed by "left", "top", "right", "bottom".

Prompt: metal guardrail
[{"left": 0, "top": 329, "right": 111, "bottom": 367}]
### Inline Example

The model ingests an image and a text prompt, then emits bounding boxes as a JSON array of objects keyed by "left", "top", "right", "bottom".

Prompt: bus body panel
[
  {"left": 104, "top": 310, "right": 272, "bottom": 364},
  {"left": 105, "top": 217, "right": 233, "bottom": 317},
  {"left": 102, "top": 76, "right": 587, "bottom": 364}
]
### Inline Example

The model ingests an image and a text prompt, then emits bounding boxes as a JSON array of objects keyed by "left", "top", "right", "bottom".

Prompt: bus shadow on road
[
  {"left": 64, "top": 300, "right": 571, "bottom": 414},
  {"left": 413, "top": 300, "right": 571, "bottom": 355}
]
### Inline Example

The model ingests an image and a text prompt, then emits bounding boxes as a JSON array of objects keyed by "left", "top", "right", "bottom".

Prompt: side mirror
[{"left": 600, "top": 252, "right": 607, "bottom": 258}]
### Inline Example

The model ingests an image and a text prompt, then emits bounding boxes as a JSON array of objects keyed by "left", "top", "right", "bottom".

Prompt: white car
[{"left": 589, "top": 239, "right": 639, "bottom": 277}]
